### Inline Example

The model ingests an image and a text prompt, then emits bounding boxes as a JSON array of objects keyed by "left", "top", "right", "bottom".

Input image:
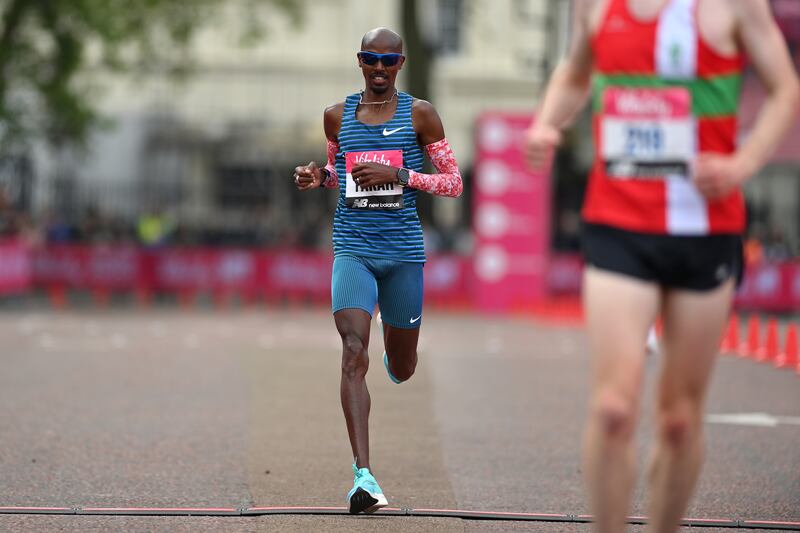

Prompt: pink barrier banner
[
  {"left": 0, "top": 239, "right": 32, "bottom": 294},
  {"left": 547, "top": 254, "right": 584, "bottom": 295},
  {"left": 28, "top": 246, "right": 470, "bottom": 305},
  {"left": 424, "top": 254, "right": 471, "bottom": 307},
  {"left": 735, "top": 260, "right": 800, "bottom": 312},
  {"left": 545, "top": 252, "right": 800, "bottom": 312},
  {"left": 33, "top": 245, "right": 139, "bottom": 289},
  {"left": 23, "top": 244, "right": 799, "bottom": 312},
  {"left": 152, "top": 249, "right": 259, "bottom": 292},
  {"left": 472, "top": 112, "right": 551, "bottom": 312},
  {"left": 262, "top": 250, "right": 332, "bottom": 301}
]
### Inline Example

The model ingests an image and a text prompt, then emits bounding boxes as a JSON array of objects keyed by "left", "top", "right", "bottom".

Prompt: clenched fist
[
  {"left": 294, "top": 161, "right": 324, "bottom": 191},
  {"left": 525, "top": 123, "right": 562, "bottom": 170}
]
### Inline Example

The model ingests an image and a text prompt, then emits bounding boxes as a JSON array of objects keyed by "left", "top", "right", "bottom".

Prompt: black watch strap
[{"left": 397, "top": 168, "right": 410, "bottom": 186}]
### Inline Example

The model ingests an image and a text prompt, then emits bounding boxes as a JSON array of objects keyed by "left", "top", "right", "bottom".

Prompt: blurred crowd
[
  {"left": 0, "top": 198, "right": 462, "bottom": 255},
  {"left": 0, "top": 186, "right": 794, "bottom": 260}
]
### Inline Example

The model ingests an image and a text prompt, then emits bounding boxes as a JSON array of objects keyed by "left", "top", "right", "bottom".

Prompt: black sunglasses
[{"left": 358, "top": 51, "right": 404, "bottom": 67}]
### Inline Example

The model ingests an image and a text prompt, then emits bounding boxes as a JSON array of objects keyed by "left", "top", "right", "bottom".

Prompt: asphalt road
[{"left": 0, "top": 309, "right": 797, "bottom": 532}]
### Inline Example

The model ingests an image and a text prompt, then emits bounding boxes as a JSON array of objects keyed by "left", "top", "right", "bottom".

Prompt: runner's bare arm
[
  {"left": 729, "top": 0, "right": 800, "bottom": 175},
  {"left": 525, "top": 0, "right": 594, "bottom": 168},
  {"left": 295, "top": 103, "right": 344, "bottom": 191},
  {"left": 694, "top": 0, "right": 800, "bottom": 199},
  {"left": 352, "top": 100, "right": 463, "bottom": 197},
  {"left": 533, "top": 0, "right": 594, "bottom": 130}
]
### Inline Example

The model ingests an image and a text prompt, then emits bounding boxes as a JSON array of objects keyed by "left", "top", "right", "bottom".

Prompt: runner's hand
[
  {"left": 525, "top": 123, "right": 561, "bottom": 170},
  {"left": 693, "top": 153, "right": 750, "bottom": 200},
  {"left": 351, "top": 162, "right": 398, "bottom": 188},
  {"left": 294, "top": 161, "right": 323, "bottom": 191}
]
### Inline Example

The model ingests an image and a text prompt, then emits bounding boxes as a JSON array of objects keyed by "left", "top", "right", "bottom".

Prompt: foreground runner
[
  {"left": 526, "top": 1, "right": 798, "bottom": 532},
  {"left": 294, "top": 27, "right": 462, "bottom": 514}
]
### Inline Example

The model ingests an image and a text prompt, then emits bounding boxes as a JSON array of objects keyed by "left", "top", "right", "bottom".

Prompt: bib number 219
[{"left": 625, "top": 126, "right": 663, "bottom": 156}]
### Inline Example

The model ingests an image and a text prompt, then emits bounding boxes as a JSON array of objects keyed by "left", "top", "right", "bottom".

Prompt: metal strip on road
[
  {"left": 0, "top": 507, "right": 76, "bottom": 515},
  {"left": 79, "top": 507, "right": 241, "bottom": 516},
  {"left": 741, "top": 522, "right": 800, "bottom": 531},
  {"left": 242, "top": 506, "right": 409, "bottom": 516},
  {"left": 0, "top": 506, "right": 798, "bottom": 529}
]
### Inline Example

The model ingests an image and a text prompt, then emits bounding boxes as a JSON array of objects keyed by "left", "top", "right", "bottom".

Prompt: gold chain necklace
[{"left": 358, "top": 90, "right": 397, "bottom": 107}]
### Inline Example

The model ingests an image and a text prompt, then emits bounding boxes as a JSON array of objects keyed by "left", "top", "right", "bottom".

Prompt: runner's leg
[
  {"left": 582, "top": 267, "right": 660, "bottom": 533},
  {"left": 377, "top": 260, "right": 423, "bottom": 382},
  {"left": 336, "top": 308, "right": 374, "bottom": 469},
  {"left": 383, "top": 325, "right": 420, "bottom": 382},
  {"left": 332, "top": 255, "right": 379, "bottom": 470},
  {"left": 646, "top": 279, "right": 735, "bottom": 533}
]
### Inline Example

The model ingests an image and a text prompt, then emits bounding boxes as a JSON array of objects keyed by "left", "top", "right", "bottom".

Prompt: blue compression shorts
[{"left": 331, "top": 255, "right": 424, "bottom": 329}]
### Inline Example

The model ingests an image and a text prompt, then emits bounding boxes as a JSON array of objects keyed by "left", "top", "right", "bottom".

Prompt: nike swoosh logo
[
  {"left": 382, "top": 126, "right": 406, "bottom": 136},
  {"left": 409, "top": 315, "right": 422, "bottom": 324}
]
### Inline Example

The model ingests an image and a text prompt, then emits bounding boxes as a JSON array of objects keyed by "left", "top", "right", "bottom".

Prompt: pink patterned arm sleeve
[
  {"left": 407, "top": 138, "right": 463, "bottom": 197},
  {"left": 321, "top": 139, "right": 340, "bottom": 188}
]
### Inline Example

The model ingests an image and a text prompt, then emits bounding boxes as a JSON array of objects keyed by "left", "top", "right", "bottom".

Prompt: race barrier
[
  {"left": 19, "top": 244, "right": 470, "bottom": 310},
  {"left": 0, "top": 240, "right": 798, "bottom": 316},
  {"left": 0, "top": 239, "right": 31, "bottom": 294}
]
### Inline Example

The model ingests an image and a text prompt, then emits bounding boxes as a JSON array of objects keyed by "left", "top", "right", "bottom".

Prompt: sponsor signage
[{"left": 472, "top": 112, "right": 551, "bottom": 312}]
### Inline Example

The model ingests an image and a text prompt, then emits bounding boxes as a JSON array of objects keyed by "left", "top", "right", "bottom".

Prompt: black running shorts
[{"left": 581, "top": 222, "right": 743, "bottom": 291}]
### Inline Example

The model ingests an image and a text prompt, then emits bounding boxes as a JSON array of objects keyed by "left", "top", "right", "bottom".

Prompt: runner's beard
[{"left": 369, "top": 73, "right": 391, "bottom": 94}]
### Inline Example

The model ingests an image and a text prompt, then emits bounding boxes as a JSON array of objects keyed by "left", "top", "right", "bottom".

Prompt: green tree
[
  {"left": 400, "top": 0, "right": 431, "bottom": 103},
  {"left": 0, "top": 0, "right": 301, "bottom": 152}
]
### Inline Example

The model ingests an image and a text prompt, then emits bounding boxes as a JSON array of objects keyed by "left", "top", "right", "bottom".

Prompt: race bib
[
  {"left": 601, "top": 87, "right": 694, "bottom": 179},
  {"left": 345, "top": 150, "right": 404, "bottom": 209}
]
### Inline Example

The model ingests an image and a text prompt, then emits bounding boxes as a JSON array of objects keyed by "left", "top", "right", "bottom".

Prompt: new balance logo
[
  {"left": 382, "top": 126, "right": 406, "bottom": 136},
  {"left": 353, "top": 199, "right": 369, "bottom": 208},
  {"left": 715, "top": 264, "right": 730, "bottom": 281}
]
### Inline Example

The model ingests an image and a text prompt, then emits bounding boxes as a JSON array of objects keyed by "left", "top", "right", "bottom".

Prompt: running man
[
  {"left": 294, "top": 27, "right": 462, "bottom": 514},
  {"left": 526, "top": 1, "right": 799, "bottom": 532}
]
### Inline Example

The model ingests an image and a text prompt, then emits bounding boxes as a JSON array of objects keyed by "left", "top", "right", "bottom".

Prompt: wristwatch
[
  {"left": 396, "top": 167, "right": 410, "bottom": 187},
  {"left": 319, "top": 168, "right": 330, "bottom": 187}
]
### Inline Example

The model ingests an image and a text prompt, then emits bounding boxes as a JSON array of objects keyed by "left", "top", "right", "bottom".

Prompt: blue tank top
[{"left": 332, "top": 91, "right": 426, "bottom": 263}]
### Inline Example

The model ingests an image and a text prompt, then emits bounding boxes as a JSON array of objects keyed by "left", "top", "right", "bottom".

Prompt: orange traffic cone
[
  {"left": 91, "top": 288, "right": 110, "bottom": 308},
  {"left": 135, "top": 287, "right": 152, "bottom": 309},
  {"left": 178, "top": 289, "right": 196, "bottom": 310},
  {"left": 759, "top": 319, "right": 779, "bottom": 363},
  {"left": 775, "top": 323, "right": 798, "bottom": 370},
  {"left": 720, "top": 315, "right": 739, "bottom": 355},
  {"left": 739, "top": 315, "right": 760, "bottom": 358},
  {"left": 213, "top": 289, "right": 230, "bottom": 310},
  {"left": 48, "top": 284, "right": 67, "bottom": 310}
]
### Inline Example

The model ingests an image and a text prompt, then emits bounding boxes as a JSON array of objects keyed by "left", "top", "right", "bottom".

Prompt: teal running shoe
[
  {"left": 383, "top": 352, "right": 402, "bottom": 384},
  {"left": 347, "top": 463, "right": 388, "bottom": 514}
]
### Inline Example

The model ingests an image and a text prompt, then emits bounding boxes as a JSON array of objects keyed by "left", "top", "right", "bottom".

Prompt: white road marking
[
  {"left": 705, "top": 413, "right": 800, "bottom": 428},
  {"left": 149, "top": 322, "right": 166, "bottom": 337},
  {"left": 258, "top": 334, "right": 275, "bottom": 349},
  {"left": 110, "top": 334, "right": 128, "bottom": 349},
  {"left": 84, "top": 320, "right": 100, "bottom": 336},
  {"left": 39, "top": 333, "right": 56, "bottom": 350},
  {"left": 17, "top": 317, "right": 41, "bottom": 335},
  {"left": 486, "top": 337, "right": 503, "bottom": 354},
  {"left": 183, "top": 334, "right": 199, "bottom": 349}
]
